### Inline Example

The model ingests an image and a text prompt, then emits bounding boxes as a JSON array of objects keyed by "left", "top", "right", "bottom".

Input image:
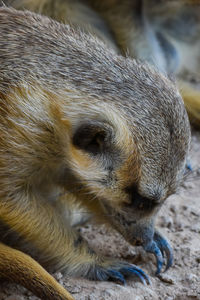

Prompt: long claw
[
  {"left": 144, "top": 241, "right": 164, "bottom": 275},
  {"left": 105, "top": 263, "right": 151, "bottom": 285},
  {"left": 186, "top": 160, "right": 192, "bottom": 171},
  {"left": 107, "top": 269, "right": 126, "bottom": 285},
  {"left": 132, "top": 266, "right": 151, "bottom": 285},
  {"left": 120, "top": 267, "right": 149, "bottom": 285},
  {"left": 154, "top": 232, "right": 173, "bottom": 272}
]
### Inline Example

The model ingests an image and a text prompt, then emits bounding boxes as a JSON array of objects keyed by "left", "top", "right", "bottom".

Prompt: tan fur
[
  {"left": 178, "top": 79, "right": 200, "bottom": 127},
  {"left": 0, "top": 243, "right": 74, "bottom": 300},
  {"left": 0, "top": 6, "right": 191, "bottom": 300}
]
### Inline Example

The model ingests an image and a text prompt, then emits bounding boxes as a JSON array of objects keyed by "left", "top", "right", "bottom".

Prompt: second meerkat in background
[{"left": 4, "top": 0, "right": 200, "bottom": 127}]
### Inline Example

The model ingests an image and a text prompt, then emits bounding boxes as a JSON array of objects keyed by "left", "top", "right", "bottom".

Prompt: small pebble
[
  {"left": 158, "top": 274, "right": 175, "bottom": 284},
  {"left": 186, "top": 273, "right": 198, "bottom": 283},
  {"left": 170, "top": 205, "right": 177, "bottom": 214},
  {"left": 64, "top": 284, "right": 82, "bottom": 294},
  {"left": 196, "top": 257, "right": 200, "bottom": 263},
  {"left": 160, "top": 216, "right": 173, "bottom": 228},
  {"left": 181, "top": 205, "right": 188, "bottom": 211},
  {"left": 174, "top": 221, "right": 184, "bottom": 231},
  {"left": 53, "top": 272, "right": 63, "bottom": 281},
  {"left": 191, "top": 224, "right": 200, "bottom": 233},
  {"left": 190, "top": 209, "right": 200, "bottom": 217}
]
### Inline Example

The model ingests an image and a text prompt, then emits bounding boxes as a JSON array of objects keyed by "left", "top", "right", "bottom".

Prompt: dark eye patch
[
  {"left": 72, "top": 121, "right": 111, "bottom": 155},
  {"left": 72, "top": 121, "right": 122, "bottom": 171}
]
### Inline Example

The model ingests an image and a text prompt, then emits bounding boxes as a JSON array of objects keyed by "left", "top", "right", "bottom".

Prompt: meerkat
[
  {"left": 4, "top": 0, "right": 200, "bottom": 127},
  {"left": 0, "top": 6, "right": 190, "bottom": 300},
  {"left": 87, "top": 0, "right": 200, "bottom": 127}
]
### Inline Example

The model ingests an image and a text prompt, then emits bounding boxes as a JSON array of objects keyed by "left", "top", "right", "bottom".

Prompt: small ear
[{"left": 72, "top": 121, "right": 112, "bottom": 155}]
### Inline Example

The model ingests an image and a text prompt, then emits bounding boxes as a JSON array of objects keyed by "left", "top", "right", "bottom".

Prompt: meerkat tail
[
  {"left": 0, "top": 243, "right": 75, "bottom": 300},
  {"left": 178, "top": 80, "right": 200, "bottom": 128}
]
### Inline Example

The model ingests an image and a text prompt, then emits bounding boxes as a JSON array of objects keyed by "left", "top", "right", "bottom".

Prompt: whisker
[{"left": 182, "top": 168, "right": 200, "bottom": 184}]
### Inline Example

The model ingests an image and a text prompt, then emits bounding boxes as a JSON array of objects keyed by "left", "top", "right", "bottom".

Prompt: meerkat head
[
  {"left": 0, "top": 8, "right": 191, "bottom": 249},
  {"left": 61, "top": 61, "right": 191, "bottom": 247}
]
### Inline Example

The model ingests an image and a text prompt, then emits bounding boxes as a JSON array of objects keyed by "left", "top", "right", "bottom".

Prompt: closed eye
[{"left": 73, "top": 122, "right": 109, "bottom": 155}]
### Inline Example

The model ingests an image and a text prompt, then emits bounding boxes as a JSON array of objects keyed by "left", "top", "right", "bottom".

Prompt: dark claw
[
  {"left": 120, "top": 267, "right": 148, "bottom": 285},
  {"left": 186, "top": 161, "right": 192, "bottom": 171},
  {"left": 144, "top": 240, "right": 164, "bottom": 275},
  {"left": 144, "top": 232, "right": 173, "bottom": 275},
  {"left": 153, "top": 232, "right": 173, "bottom": 272},
  {"left": 107, "top": 269, "right": 126, "bottom": 285},
  {"left": 104, "top": 264, "right": 150, "bottom": 285}
]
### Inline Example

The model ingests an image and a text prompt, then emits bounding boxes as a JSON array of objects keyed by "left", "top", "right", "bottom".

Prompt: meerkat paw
[
  {"left": 85, "top": 260, "right": 151, "bottom": 285},
  {"left": 144, "top": 230, "right": 173, "bottom": 275},
  {"left": 62, "top": 234, "right": 150, "bottom": 285}
]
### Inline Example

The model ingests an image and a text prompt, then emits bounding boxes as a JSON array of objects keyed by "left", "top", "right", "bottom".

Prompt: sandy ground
[{"left": 0, "top": 130, "right": 199, "bottom": 300}]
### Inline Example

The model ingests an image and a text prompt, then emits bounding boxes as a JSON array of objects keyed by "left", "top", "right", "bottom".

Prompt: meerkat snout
[{"left": 124, "top": 185, "right": 161, "bottom": 212}]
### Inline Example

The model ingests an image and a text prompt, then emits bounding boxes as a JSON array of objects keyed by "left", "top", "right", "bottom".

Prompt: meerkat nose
[
  {"left": 129, "top": 218, "right": 155, "bottom": 246},
  {"left": 124, "top": 185, "right": 160, "bottom": 211}
]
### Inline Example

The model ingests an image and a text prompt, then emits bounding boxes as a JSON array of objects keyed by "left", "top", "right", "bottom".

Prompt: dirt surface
[{"left": 0, "top": 130, "right": 199, "bottom": 300}]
